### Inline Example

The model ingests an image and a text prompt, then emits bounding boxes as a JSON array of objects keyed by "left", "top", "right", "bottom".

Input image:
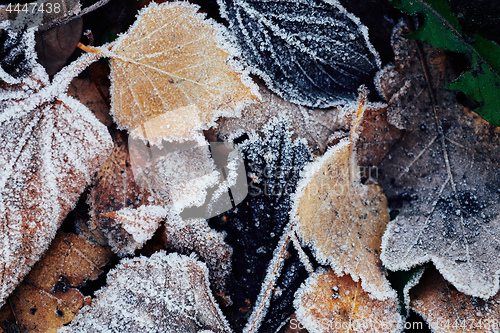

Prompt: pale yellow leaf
[
  {"left": 291, "top": 90, "right": 396, "bottom": 300},
  {"left": 108, "top": 2, "right": 257, "bottom": 141}
]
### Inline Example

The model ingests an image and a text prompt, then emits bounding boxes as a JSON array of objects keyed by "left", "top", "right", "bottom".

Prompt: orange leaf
[{"left": 295, "top": 270, "right": 402, "bottom": 333}]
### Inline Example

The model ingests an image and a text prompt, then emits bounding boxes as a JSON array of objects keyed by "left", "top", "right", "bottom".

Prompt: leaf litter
[
  {"left": 0, "top": 26, "right": 112, "bottom": 308},
  {"left": 379, "top": 22, "right": 500, "bottom": 299},
  {"left": 0, "top": 230, "right": 114, "bottom": 332},
  {"left": 408, "top": 267, "right": 500, "bottom": 333}
]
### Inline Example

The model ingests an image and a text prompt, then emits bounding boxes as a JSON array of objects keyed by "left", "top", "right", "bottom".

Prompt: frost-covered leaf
[
  {"left": 291, "top": 89, "right": 396, "bottom": 301},
  {"left": 409, "top": 268, "right": 500, "bottom": 333},
  {"left": 100, "top": 205, "right": 166, "bottom": 256},
  {"left": 59, "top": 252, "right": 232, "bottom": 333},
  {"left": 294, "top": 269, "right": 403, "bottom": 333},
  {"left": 391, "top": 0, "right": 500, "bottom": 126},
  {"left": 379, "top": 23, "right": 500, "bottom": 298},
  {"left": 217, "top": 83, "right": 401, "bottom": 161},
  {"left": 163, "top": 212, "right": 232, "bottom": 293},
  {"left": 0, "top": 231, "right": 114, "bottom": 332},
  {"left": 217, "top": 0, "right": 381, "bottom": 107},
  {"left": 209, "top": 117, "right": 312, "bottom": 332},
  {"left": 0, "top": 28, "right": 112, "bottom": 307},
  {"left": 106, "top": 1, "right": 257, "bottom": 141}
]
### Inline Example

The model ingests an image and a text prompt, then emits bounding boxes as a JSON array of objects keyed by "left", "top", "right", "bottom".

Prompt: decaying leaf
[
  {"left": 0, "top": 28, "right": 112, "bottom": 307},
  {"left": 163, "top": 213, "right": 232, "bottom": 293},
  {"left": 105, "top": 1, "right": 257, "bottom": 141},
  {"left": 217, "top": 83, "right": 401, "bottom": 161},
  {"left": 291, "top": 89, "right": 396, "bottom": 301},
  {"left": 409, "top": 268, "right": 500, "bottom": 333},
  {"left": 294, "top": 269, "right": 403, "bottom": 333},
  {"left": 59, "top": 251, "right": 232, "bottom": 333},
  {"left": 209, "top": 117, "right": 311, "bottom": 332},
  {"left": 379, "top": 23, "right": 500, "bottom": 298},
  {"left": 0, "top": 230, "right": 114, "bottom": 332},
  {"left": 217, "top": 0, "right": 381, "bottom": 108}
]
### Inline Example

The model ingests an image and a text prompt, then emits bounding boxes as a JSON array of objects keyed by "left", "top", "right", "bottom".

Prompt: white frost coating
[
  {"left": 163, "top": 212, "right": 232, "bottom": 292},
  {"left": 104, "top": 205, "right": 168, "bottom": 256},
  {"left": 0, "top": 27, "right": 112, "bottom": 307},
  {"left": 402, "top": 267, "right": 425, "bottom": 310},
  {"left": 217, "top": 0, "right": 381, "bottom": 108},
  {"left": 107, "top": 1, "right": 259, "bottom": 136},
  {"left": 294, "top": 269, "right": 403, "bottom": 333},
  {"left": 58, "top": 252, "right": 232, "bottom": 333},
  {"left": 0, "top": 26, "right": 38, "bottom": 85}
]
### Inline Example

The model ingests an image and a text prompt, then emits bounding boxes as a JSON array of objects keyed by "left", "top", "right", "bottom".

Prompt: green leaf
[{"left": 391, "top": 0, "right": 500, "bottom": 126}]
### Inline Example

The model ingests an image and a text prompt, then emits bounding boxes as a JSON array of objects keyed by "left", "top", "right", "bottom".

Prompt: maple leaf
[
  {"left": 291, "top": 88, "right": 396, "bottom": 301},
  {"left": 378, "top": 23, "right": 500, "bottom": 298},
  {"left": 0, "top": 27, "right": 112, "bottom": 307},
  {"left": 59, "top": 252, "right": 232, "bottom": 332},
  {"left": 409, "top": 268, "right": 500, "bottom": 333},
  {"left": 217, "top": 0, "right": 381, "bottom": 108},
  {"left": 0, "top": 230, "right": 114, "bottom": 332},
  {"left": 78, "top": 1, "right": 258, "bottom": 142},
  {"left": 294, "top": 269, "right": 403, "bottom": 333}
]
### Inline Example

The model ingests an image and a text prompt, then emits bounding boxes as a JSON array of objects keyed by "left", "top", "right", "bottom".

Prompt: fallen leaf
[
  {"left": 163, "top": 213, "right": 232, "bottom": 293},
  {"left": 0, "top": 230, "right": 114, "bottom": 332},
  {"left": 216, "top": 83, "right": 401, "bottom": 162},
  {"left": 67, "top": 62, "right": 113, "bottom": 127},
  {"left": 379, "top": 22, "right": 500, "bottom": 298},
  {"left": 59, "top": 251, "right": 232, "bottom": 332},
  {"left": 209, "top": 117, "right": 312, "bottom": 332},
  {"left": 105, "top": 1, "right": 257, "bottom": 141},
  {"left": 294, "top": 269, "right": 403, "bottom": 333},
  {"left": 0, "top": 28, "right": 112, "bottom": 307},
  {"left": 217, "top": 0, "right": 380, "bottom": 107},
  {"left": 291, "top": 88, "right": 396, "bottom": 301},
  {"left": 35, "top": 18, "right": 83, "bottom": 76},
  {"left": 100, "top": 205, "right": 166, "bottom": 256},
  {"left": 409, "top": 268, "right": 500, "bottom": 333}
]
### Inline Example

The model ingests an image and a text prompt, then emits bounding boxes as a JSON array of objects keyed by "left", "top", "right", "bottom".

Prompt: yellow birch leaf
[
  {"left": 295, "top": 269, "right": 403, "bottom": 333},
  {"left": 105, "top": 2, "right": 257, "bottom": 142},
  {"left": 291, "top": 88, "right": 396, "bottom": 300}
]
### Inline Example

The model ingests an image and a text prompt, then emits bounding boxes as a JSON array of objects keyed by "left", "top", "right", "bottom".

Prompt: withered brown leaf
[
  {"left": 294, "top": 269, "right": 402, "bottom": 333},
  {"left": 409, "top": 268, "right": 500, "bottom": 333},
  {"left": 291, "top": 89, "right": 396, "bottom": 301},
  {"left": 0, "top": 230, "right": 114, "bottom": 332},
  {"left": 0, "top": 31, "right": 112, "bottom": 307},
  {"left": 59, "top": 252, "right": 232, "bottom": 332}
]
